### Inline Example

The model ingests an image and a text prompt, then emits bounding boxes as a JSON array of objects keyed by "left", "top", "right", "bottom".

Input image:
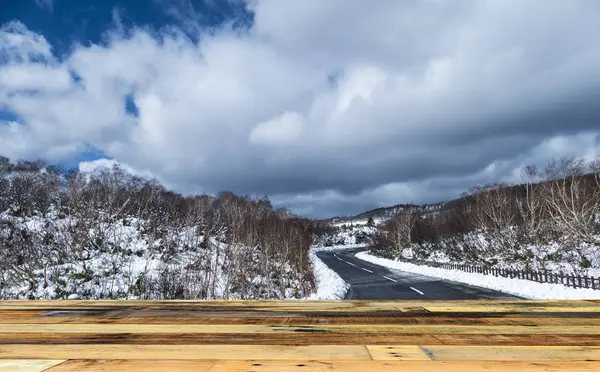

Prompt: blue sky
[
  {"left": 1, "top": 0, "right": 250, "bottom": 168},
  {"left": 1, "top": 1, "right": 600, "bottom": 218},
  {"left": 2, "top": 1, "right": 250, "bottom": 49}
]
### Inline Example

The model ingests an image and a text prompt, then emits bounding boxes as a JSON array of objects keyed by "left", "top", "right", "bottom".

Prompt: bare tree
[
  {"left": 517, "top": 165, "right": 549, "bottom": 244},
  {"left": 545, "top": 157, "right": 599, "bottom": 244}
]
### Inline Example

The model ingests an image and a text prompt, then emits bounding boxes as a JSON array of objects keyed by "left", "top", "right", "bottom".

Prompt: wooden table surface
[{"left": 2, "top": 300, "right": 600, "bottom": 371}]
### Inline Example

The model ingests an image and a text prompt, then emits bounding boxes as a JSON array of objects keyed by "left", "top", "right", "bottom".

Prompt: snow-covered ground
[
  {"left": 314, "top": 220, "right": 377, "bottom": 247},
  {"left": 400, "top": 230, "right": 600, "bottom": 277},
  {"left": 356, "top": 251, "right": 600, "bottom": 299},
  {"left": 305, "top": 251, "right": 349, "bottom": 300},
  {"left": 311, "top": 243, "right": 369, "bottom": 252},
  {"left": 0, "top": 211, "right": 312, "bottom": 300},
  {"left": 332, "top": 218, "right": 385, "bottom": 228}
]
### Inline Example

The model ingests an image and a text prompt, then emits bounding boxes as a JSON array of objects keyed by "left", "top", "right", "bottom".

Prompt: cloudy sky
[{"left": 1, "top": 0, "right": 600, "bottom": 218}]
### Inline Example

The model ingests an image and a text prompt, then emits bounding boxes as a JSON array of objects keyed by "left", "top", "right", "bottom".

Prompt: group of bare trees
[
  {"left": 0, "top": 156, "right": 316, "bottom": 299},
  {"left": 374, "top": 156, "right": 600, "bottom": 272}
]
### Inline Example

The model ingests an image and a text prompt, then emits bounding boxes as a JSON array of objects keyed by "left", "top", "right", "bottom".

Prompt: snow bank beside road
[
  {"left": 356, "top": 251, "right": 600, "bottom": 300},
  {"left": 305, "top": 251, "right": 349, "bottom": 300},
  {"left": 311, "top": 243, "right": 369, "bottom": 252}
]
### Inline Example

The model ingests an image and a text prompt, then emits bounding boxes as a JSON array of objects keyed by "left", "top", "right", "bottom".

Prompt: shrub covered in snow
[
  {"left": 311, "top": 219, "right": 377, "bottom": 247},
  {"left": 372, "top": 156, "right": 600, "bottom": 276},
  {"left": 0, "top": 156, "right": 316, "bottom": 300}
]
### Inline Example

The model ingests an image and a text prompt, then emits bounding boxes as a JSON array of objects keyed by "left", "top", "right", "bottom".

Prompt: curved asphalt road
[{"left": 317, "top": 248, "right": 520, "bottom": 300}]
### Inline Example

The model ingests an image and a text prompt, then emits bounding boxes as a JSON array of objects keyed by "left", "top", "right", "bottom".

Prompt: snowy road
[{"left": 316, "top": 248, "right": 520, "bottom": 300}]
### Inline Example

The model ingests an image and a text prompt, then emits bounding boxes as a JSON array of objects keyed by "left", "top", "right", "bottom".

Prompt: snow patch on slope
[
  {"left": 311, "top": 243, "right": 369, "bottom": 252},
  {"left": 305, "top": 250, "right": 349, "bottom": 300}
]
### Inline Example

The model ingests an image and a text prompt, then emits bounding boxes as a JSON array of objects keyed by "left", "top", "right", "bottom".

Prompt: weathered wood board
[{"left": 1, "top": 300, "right": 599, "bottom": 371}]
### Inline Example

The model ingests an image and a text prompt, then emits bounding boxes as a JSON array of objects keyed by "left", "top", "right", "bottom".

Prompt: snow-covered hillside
[
  {"left": 312, "top": 219, "right": 379, "bottom": 248},
  {"left": 369, "top": 157, "right": 600, "bottom": 283},
  {"left": 0, "top": 157, "right": 319, "bottom": 300},
  {"left": 396, "top": 230, "right": 600, "bottom": 277},
  {"left": 0, "top": 210, "right": 312, "bottom": 300}
]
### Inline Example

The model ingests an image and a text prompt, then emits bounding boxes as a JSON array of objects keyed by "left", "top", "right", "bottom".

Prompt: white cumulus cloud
[{"left": 1, "top": 0, "right": 600, "bottom": 217}]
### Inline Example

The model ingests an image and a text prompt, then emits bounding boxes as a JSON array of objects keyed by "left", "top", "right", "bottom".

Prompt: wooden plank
[
  {"left": 0, "top": 313, "right": 444, "bottom": 325},
  {"left": 6, "top": 309, "right": 600, "bottom": 319},
  {"left": 2, "top": 300, "right": 600, "bottom": 367},
  {"left": 0, "top": 313, "right": 475, "bottom": 325},
  {"left": 365, "top": 345, "right": 431, "bottom": 361},
  {"left": 482, "top": 317, "right": 600, "bottom": 326},
  {"left": 0, "top": 345, "right": 372, "bottom": 360},
  {"left": 368, "top": 345, "right": 600, "bottom": 361},
  {"left": 421, "top": 303, "right": 600, "bottom": 313},
  {"left": 431, "top": 334, "right": 600, "bottom": 346},
  {"left": 0, "top": 333, "right": 440, "bottom": 345},
  {"left": 44, "top": 360, "right": 600, "bottom": 371},
  {"left": 0, "top": 359, "right": 65, "bottom": 372},
  {"left": 4, "top": 323, "right": 600, "bottom": 335},
  {"left": 46, "top": 360, "right": 215, "bottom": 371},
  {"left": 4, "top": 333, "right": 600, "bottom": 346},
  {"left": 0, "top": 301, "right": 422, "bottom": 313},
  {"left": 325, "top": 361, "right": 600, "bottom": 372},
  {"left": 2, "top": 300, "right": 599, "bottom": 312},
  {"left": 4, "top": 314, "right": 600, "bottom": 326}
]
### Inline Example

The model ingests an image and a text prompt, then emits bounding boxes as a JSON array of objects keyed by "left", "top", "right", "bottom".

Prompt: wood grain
[
  {"left": 416, "top": 345, "right": 600, "bottom": 362},
  {"left": 0, "top": 359, "right": 65, "bottom": 372},
  {"left": 45, "top": 360, "right": 600, "bottom": 371},
  {"left": 0, "top": 345, "right": 372, "bottom": 361},
  {"left": 46, "top": 360, "right": 216, "bottom": 371},
  {"left": 3, "top": 300, "right": 600, "bottom": 370},
  {"left": 4, "top": 323, "right": 600, "bottom": 335}
]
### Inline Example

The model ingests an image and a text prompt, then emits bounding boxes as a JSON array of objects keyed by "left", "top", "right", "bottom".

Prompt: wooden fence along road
[
  {"left": 2, "top": 300, "right": 600, "bottom": 371},
  {"left": 400, "top": 258, "right": 600, "bottom": 290}
]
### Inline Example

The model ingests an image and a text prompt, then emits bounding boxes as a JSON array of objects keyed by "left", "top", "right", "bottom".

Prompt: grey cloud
[{"left": 2, "top": 1, "right": 600, "bottom": 218}]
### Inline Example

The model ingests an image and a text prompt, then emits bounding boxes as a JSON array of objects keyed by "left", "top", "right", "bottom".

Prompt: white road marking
[
  {"left": 410, "top": 287, "right": 425, "bottom": 295},
  {"left": 383, "top": 276, "right": 397, "bottom": 283},
  {"left": 361, "top": 268, "right": 374, "bottom": 273},
  {"left": 335, "top": 256, "right": 343, "bottom": 261},
  {"left": 345, "top": 261, "right": 357, "bottom": 267}
]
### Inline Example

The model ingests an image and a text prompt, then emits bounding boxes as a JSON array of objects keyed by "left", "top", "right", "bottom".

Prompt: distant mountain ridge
[{"left": 322, "top": 202, "right": 446, "bottom": 224}]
